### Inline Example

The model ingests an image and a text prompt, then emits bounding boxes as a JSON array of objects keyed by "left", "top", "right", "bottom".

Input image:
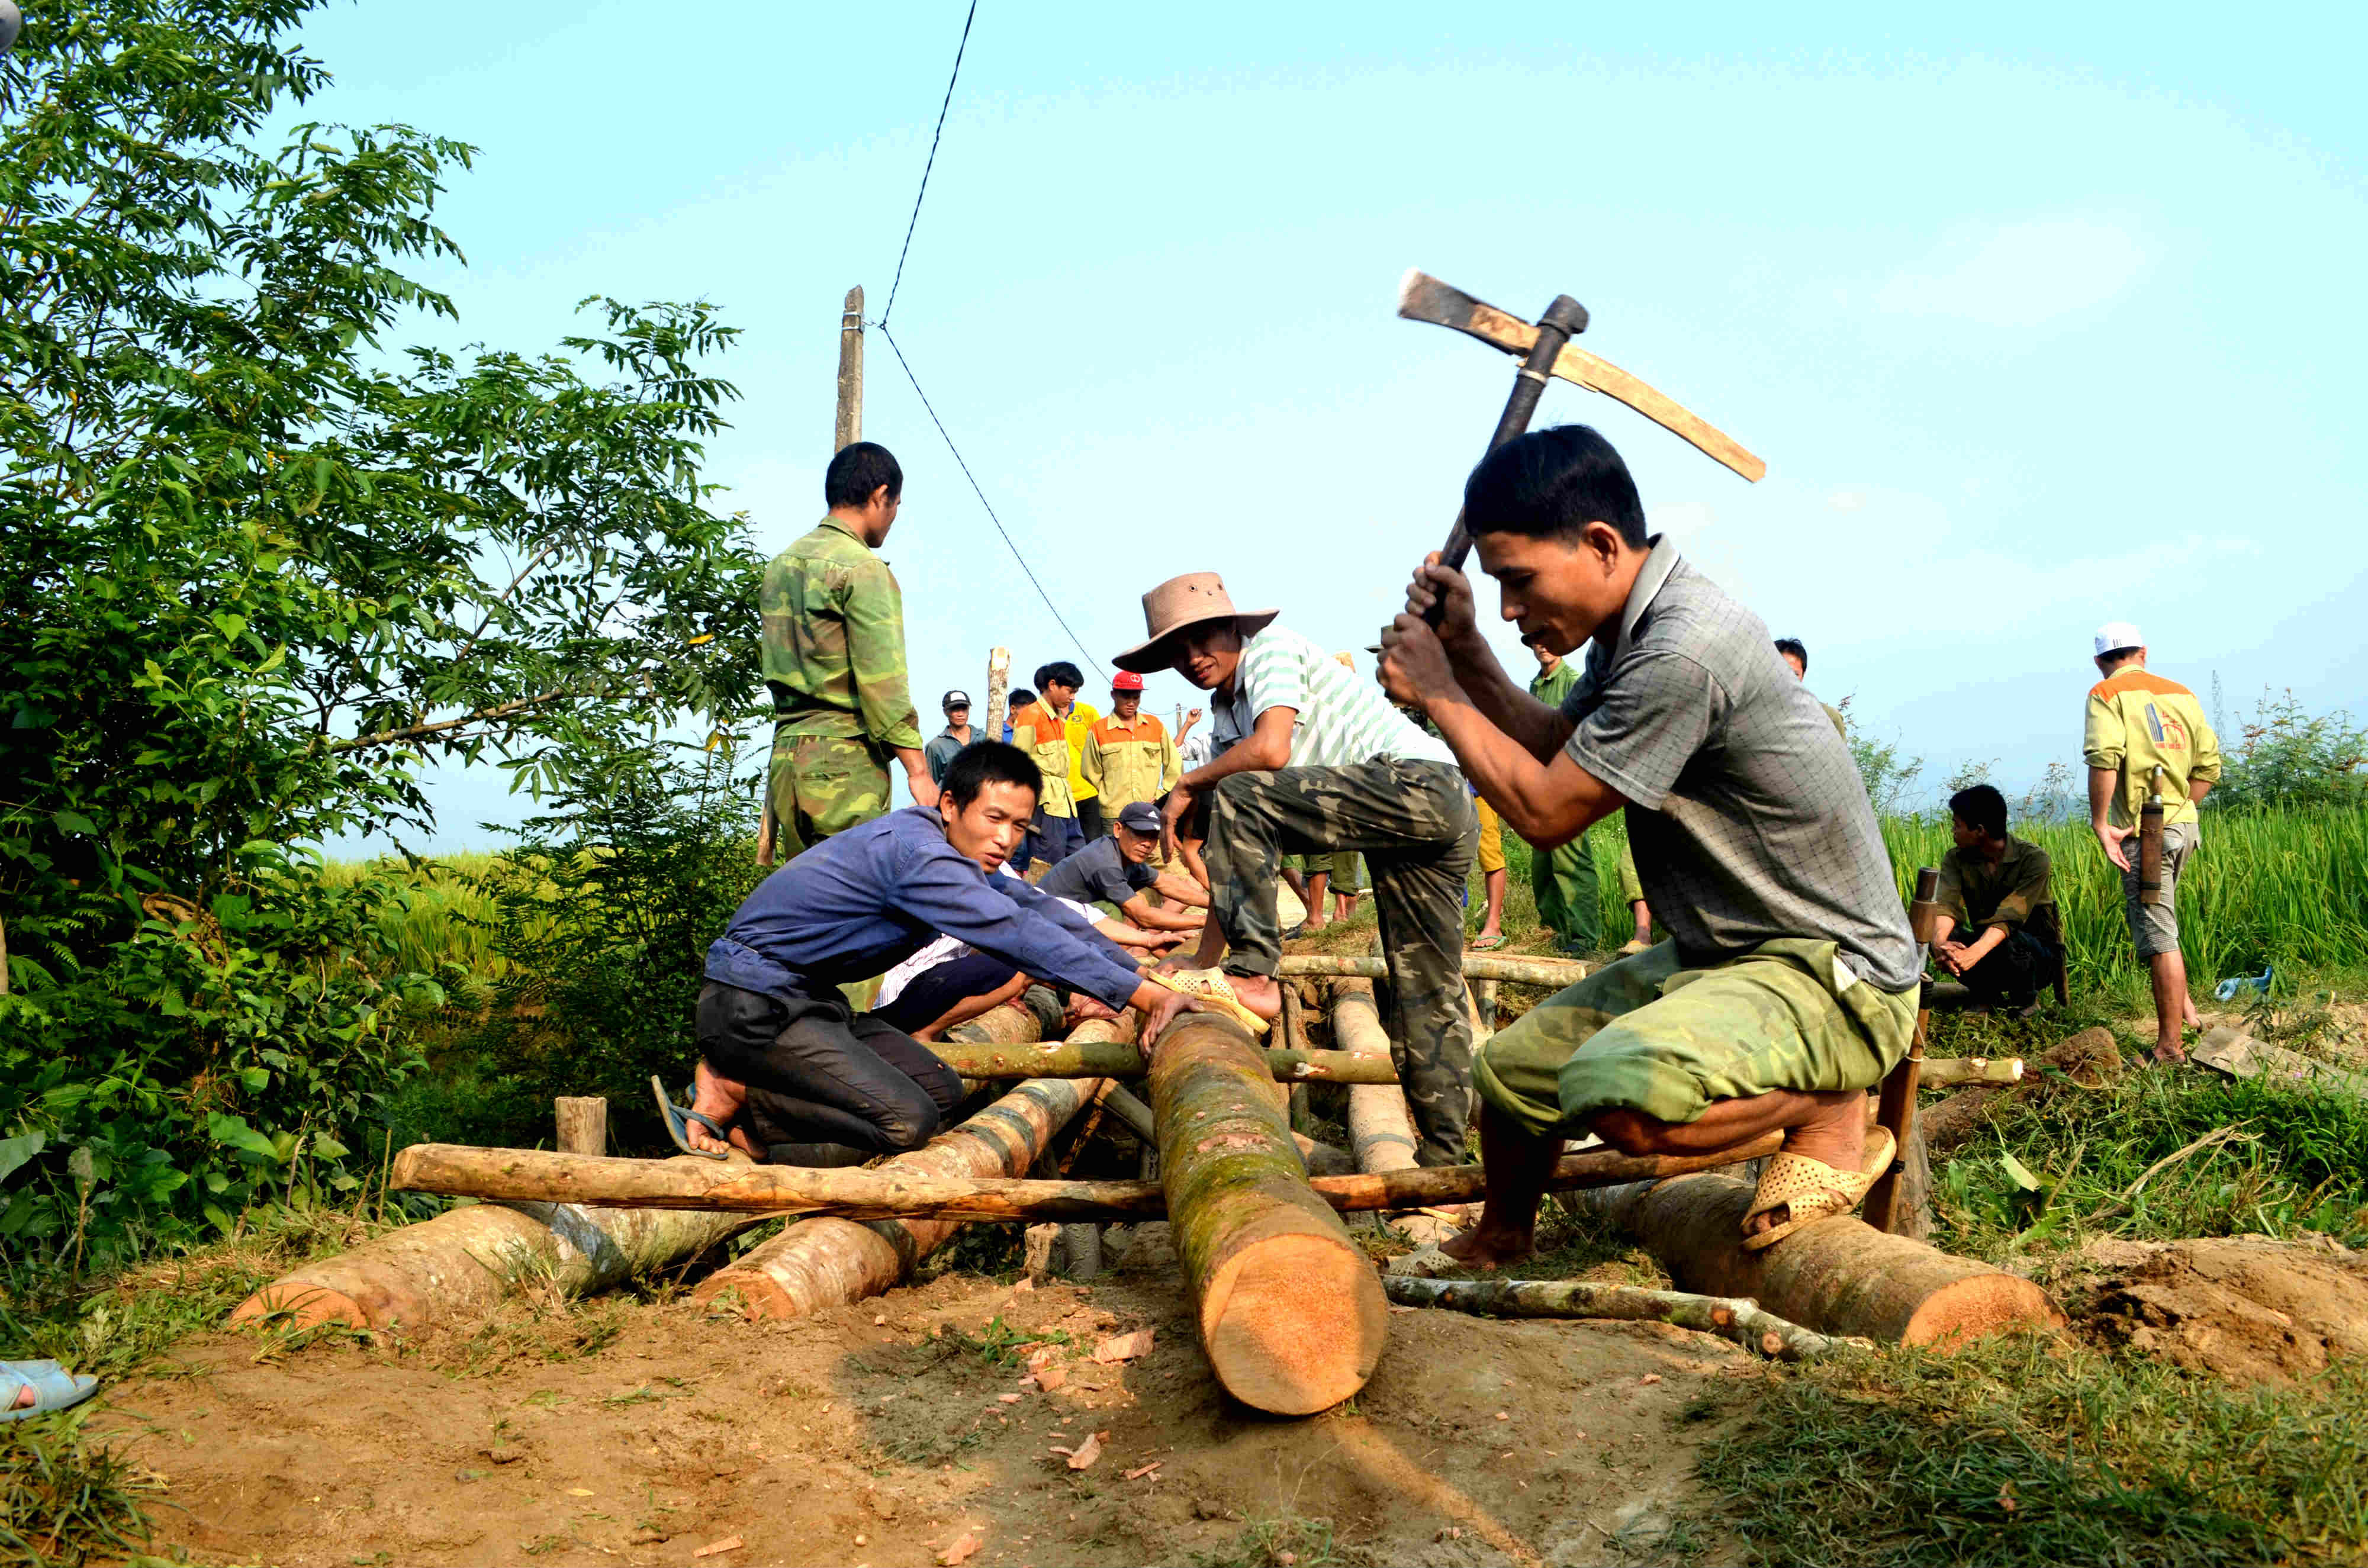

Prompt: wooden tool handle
[{"left": 1431, "top": 294, "right": 1589, "bottom": 613}]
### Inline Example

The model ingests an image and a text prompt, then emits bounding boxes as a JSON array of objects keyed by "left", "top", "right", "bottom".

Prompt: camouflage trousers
[
  {"left": 769, "top": 730, "right": 892, "bottom": 861},
  {"left": 1530, "top": 826, "right": 1601, "bottom": 955},
  {"left": 1203, "top": 757, "right": 1478, "bottom": 1165}
]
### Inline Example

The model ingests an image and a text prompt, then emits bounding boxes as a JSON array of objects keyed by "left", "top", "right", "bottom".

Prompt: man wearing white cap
[{"left": 2084, "top": 622, "right": 2222, "bottom": 1064}]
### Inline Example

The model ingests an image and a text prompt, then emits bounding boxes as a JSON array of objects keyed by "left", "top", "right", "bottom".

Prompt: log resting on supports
[
  {"left": 1279, "top": 953, "right": 1588, "bottom": 986},
  {"left": 391, "top": 1135, "right": 1788, "bottom": 1224},
  {"left": 1150, "top": 1012, "right": 1386, "bottom": 1414},
  {"left": 1382, "top": 1274, "right": 1861, "bottom": 1361},
  {"left": 1328, "top": 977, "right": 1456, "bottom": 1245},
  {"left": 230, "top": 1158, "right": 763, "bottom": 1331},
  {"left": 931, "top": 1039, "right": 1398, "bottom": 1084},
  {"left": 1575, "top": 1173, "right": 2062, "bottom": 1346}
]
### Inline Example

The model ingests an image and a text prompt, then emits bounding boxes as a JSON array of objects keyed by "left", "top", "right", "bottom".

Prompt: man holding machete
[{"left": 1378, "top": 424, "right": 1922, "bottom": 1259}]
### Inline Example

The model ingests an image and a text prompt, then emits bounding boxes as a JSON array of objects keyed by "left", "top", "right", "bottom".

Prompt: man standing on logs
[
  {"left": 1121, "top": 573, "right": 1479, "bottom": 1166},
  {"left": 1379, "top": 425, "right": 1922, "bottom": 1258},
  {"left": 764, "top": 442, "right": 938, "bottom": 859},
  {"left": 683, "top": 743, "right": 1177, "bottom": 1165}
]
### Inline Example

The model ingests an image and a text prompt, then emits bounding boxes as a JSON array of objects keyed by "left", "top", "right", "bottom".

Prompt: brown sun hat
[{"left": 1112, "top": 572, "right": 1279, "bottom": 674}]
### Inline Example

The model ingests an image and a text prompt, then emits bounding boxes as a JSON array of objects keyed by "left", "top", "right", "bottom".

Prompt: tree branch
[{"left": 327, "top": 688, "right": 574, "bottom": 753}]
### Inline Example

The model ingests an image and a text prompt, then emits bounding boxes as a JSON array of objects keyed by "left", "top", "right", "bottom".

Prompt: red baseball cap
[{"left": 1110, "top": 671, "right": 1144, "bottom": 691}]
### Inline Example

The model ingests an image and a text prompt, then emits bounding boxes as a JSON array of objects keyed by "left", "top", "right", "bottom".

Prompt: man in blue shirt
[{"left": 683, "top": 742, "right": 1174, "bottom": 1165}]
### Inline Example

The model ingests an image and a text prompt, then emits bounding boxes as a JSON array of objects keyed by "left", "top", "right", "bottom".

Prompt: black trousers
[
  {"left": 1961, "top": 928, "right": 2059, "bottom": 1009},
  {"left": 694, "top": 982, "right": 965, "bottom": 1154},
  {"left": 1076, "top": 796, "right": 1107, "bottom": 841}
]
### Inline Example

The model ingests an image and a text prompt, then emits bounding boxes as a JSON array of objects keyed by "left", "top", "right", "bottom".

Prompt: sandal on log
[
  {"left": 1147, "top": 968, "right": 1272, "bottom": 1037},
  {"left": 1739, "top": 1127, "right": 1895, "bottom": 1253},
  {"left": 650, "top": 1076, "right": 732, "bottom": 1161}
]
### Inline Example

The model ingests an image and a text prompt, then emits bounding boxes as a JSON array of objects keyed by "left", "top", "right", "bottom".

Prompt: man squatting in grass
[
  {"left": 2083, "top": 622, "right": 2222, "bottom": 1064},
  {"left": 1931, "top": 782, "right": 2063, "bottom": 1012},
  {"left": 1121, "top": 572, "right": 1480, "bottom": 1165},
  {"left": 677, "top": 743, "right": 1179, "bottom": 1165},
  {"left": 1378, "top": 424, "right": 1923, "bottom": 1259}
]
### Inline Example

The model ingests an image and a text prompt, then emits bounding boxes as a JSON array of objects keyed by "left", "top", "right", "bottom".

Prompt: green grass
[
  {"left": 1694, "top": 1334, "right": 2368, "bottom": 1566},
  {"left": 1, "top": 1411, "right": 163, "bottom": 1567}
]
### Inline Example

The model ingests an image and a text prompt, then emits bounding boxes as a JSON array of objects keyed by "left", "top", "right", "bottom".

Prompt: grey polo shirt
[{"left": 1560, "top": 538, "right": 1920, "bottom": 993}]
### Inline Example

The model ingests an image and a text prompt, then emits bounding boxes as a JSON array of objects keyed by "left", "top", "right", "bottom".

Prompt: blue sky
[{"left": 293, "top": 1, "right": 2368, "bottom": 852}]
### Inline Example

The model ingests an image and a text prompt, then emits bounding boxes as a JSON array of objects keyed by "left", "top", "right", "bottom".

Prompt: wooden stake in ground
[
  {"left": 1151, "top": 1013, "right": 1386, "bottom": 1415},
  {"left": 1576, "top": 1173, "right": 2062, "bottom": 1345},
  {"left": 555, "top": 1097, "right": 607, "bottom": 1157},
  {"left": 1382, "top": 1275, "right": 1861, "bottom": 1361}
]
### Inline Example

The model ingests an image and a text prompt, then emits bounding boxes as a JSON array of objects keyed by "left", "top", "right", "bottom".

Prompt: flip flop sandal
[
  {"left": 649, "top": 1075, "right": 731, "bottom": 1161},
  {"left": 1146, "top": 968, "right": 1272, "bottom": 1037},
  {"left": 1739, "top": 1126, "right": 1896, "bottom": 1253},
  {"left": 1467, "top": 935, "right": 1507, "bottom": 952},
  {"left": 1, "top": 1360, "right": 99, "bottom": 1422}
]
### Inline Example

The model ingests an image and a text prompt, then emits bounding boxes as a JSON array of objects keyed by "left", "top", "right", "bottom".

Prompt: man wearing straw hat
[{"left": 1118, "top": 573, "right": 1481, "bottom": 1167}]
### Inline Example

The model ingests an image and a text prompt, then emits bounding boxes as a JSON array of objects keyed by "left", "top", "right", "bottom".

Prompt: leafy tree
[
  {"left": 2211, "top": 689, "right": 2367, "bottom": 814},
  {"left": 0, "top": 0, "right": 763, "bottom": 1263}
]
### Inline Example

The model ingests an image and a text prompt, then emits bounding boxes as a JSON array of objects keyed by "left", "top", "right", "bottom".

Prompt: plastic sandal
[
  {"left": 1, "top": 1360, "right": 99, "bottom": 1421},
  {"left": 649, "top": 1076, "right": 731, "bottom": 1161},
  {"left": 1468, "top": 935, "right": 1507, "bottom": 952},
  {"left": 1739, "top": 1127, "right": 1895, "bottom": 1253}
]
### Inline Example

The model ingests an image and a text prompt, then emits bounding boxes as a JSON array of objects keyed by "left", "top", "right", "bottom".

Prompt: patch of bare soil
[
  {"left": 2064, "top": 1234, "right": 2368, "bottom": 1386},
  {"left": 93, "top": 1225, "right": 1753, "bottom": 1567}
]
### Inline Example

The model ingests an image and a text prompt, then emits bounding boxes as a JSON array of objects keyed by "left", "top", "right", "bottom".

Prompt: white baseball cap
[{"left": 2093, "top": 622, "right": 2145, "bottom": 657}]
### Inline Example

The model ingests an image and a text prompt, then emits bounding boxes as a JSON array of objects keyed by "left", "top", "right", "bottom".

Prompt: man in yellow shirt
[
  {"left": 2083, "top": 622, "right": 2223, "bottom": 1064},
  {"left": 1080, "top": 671, "right": 1179, "bottom": 820}
]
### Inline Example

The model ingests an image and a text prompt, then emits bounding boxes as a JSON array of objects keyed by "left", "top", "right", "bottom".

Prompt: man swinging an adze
[{"left": 1379, "top": 425, "right": 1923, "bottom": 1259}]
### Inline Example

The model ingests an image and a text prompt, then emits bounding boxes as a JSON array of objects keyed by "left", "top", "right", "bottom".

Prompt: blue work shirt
[{"left": 704, "top": 806, "right": 1144, "bottom": 1012}]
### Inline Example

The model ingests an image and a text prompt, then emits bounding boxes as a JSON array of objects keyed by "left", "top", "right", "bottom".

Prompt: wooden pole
[
  {"left": 984, "top": 647, "right": 1011, "bottom": 744},
  {"left": 1328, "top": 978, "right": 1457, "bottom": 1245},
  {"left": 554, "top": 1097, "right": 607, "bottom": 1157},
  {"left": 1574, "top": 1173, "right": 2061, "bottom": 1347},
  {"left": 1384, "top": 1275, "right": 1859, "bottom": 1361},
  {"left": 835, "top": 284, "right": 864, "bottom": 452},
  {"left": 388, "top": 1135, "right": 1784, "bottom": 1223},
  {"left": 929, "top": 1038, "right": 1399, "bottom": 1084},
  {"left": 1278, "top": 954, "right": 1588, "bottom": 986},
  {"left": 1151, "top": 1013, "right": 1386, "bottom": 1415}
]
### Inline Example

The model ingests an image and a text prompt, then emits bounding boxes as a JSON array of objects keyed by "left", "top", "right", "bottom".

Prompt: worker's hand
[
  {"left": 1379, "top": 611, "right": 1458, "bottom": 711},
  {"left": 1161, "top": 780, "right": 1197, "bottom": 863},
  {"left": 1140, "top": 987, "right": 1206, "bottom": 1056},
  {"left": 1183, "top": 706, "right": 1203, "bottom": 727},
  {"left": 2093, "top": 820, "right": 2131, "bottom": 872},
  {"left": 1404, "top": 552, "right": 1481, "bottom": 651},
  {"left": 1065, "top": 993, "right": 1119, "bottom": 1026},
  {"left": 1934, "top": 941, "right": 1971, "bottom": 977}
]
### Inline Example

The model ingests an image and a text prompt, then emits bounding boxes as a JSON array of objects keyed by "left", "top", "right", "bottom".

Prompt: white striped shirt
[{"left": 1212, "top": 625, "right": 1455, "bottom": 771}]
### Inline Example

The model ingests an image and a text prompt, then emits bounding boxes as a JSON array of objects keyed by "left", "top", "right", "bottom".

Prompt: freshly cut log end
[
  {"left": 1581, "top": 1173, "right": 2062, "bottom": 1348},
  {"left": 1151, "top": 1013, "right": 1386, "bottom": 1415}
]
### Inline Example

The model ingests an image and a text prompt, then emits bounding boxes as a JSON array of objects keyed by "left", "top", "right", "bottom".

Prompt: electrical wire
[
  {"left": 879, "top": 0, "right": 978, "bottom": 329},
  {"left": 877, "top": 323, "right": 1108, "bottom": 680}
]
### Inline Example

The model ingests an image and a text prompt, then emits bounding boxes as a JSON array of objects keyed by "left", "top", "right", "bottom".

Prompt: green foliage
[
  {"left": 0, "top": 0, "right": 763, "bottom": 1257},
  {"left": 2212, "top": 688, "right": 2368, "bottom": 815},
  {"left": 1, "top": 1409, "right": 161, "bottom": 1567},
  {"left": 1697, "top": 1334, "right": 2368, "bottom": 1566}
]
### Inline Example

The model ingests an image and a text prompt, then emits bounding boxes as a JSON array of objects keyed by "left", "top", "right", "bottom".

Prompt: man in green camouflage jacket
[{"left": 762, "top": 442, "right": 936, "bottom": 860}]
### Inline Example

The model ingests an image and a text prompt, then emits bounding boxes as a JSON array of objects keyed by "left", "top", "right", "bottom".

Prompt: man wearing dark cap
[
  {"left": 1119, "top": 572, "right": 1479, "bottom": 1166},
  {"left": 924, "top": 689, "right": 974, "bottom": 786},
  {"left": 1040, "top": 801, "right": 1210, "bottom": 934}
]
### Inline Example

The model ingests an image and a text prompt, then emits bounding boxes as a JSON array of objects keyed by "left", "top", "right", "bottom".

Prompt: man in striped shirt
[{"left": 1116, "top": 572, "right": 1480, "bottom": 1165}]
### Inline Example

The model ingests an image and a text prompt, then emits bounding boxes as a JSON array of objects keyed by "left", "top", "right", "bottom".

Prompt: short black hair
[
  {"left": 1463, "top": 425, "right": 1648, "bottom": 548},
  {"left": 1009, "top": 687, "right": 1035, "bottom": 710},
  {"left": 1949, "top": 784, "right": 2008, "bottom": 840},
  {"left": 1774, "top": 637, "right": 1808, "bottom": 672},
  {"left": 941, "top": 740, "right": 1041, "bottom": 809},
  {"left": 1032, "top": 661, "right": 1083, "bottom": 692},
  {"left": 824, "top": 442, "right": 902, "bottom": 509}
]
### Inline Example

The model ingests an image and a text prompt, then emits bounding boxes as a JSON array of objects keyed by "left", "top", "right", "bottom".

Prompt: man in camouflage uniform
[
  {"left": 1120, "top": 573, "right": 1478, "bottom": 1166},
  {"left": 762, "top": 442, "right": 936, "bottom": 859},
  {"left": 1523, "top": 637, "right": 1602, "bottom": 955}
]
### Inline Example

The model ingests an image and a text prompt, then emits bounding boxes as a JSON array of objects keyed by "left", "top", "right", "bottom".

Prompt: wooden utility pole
[
  {"left": 836, "top": 285, "right": 864, "bottom": 452},
  {"left": 985, "top": 647, "right": 1011, "bottom": 742},
  {"left": 760, "top": 286, "right": 868, "bottom": 868}
]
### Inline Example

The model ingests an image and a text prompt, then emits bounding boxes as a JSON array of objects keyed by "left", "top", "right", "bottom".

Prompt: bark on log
[
  {"left": 1574, "top": 1173, "right": 2062, "bottom": 1347},
  {"left": 945, "top": 1000, "right": 1041, "bottom": 1047},
  {"left": 1151, "top": 1013, "right": 1386, "bottom": 1415},
  {"left": 929, "top": 1039, "right": 1398, "bottom": 1084},
  {"left": 1327, "top": 978, "right": 1456, "bottom": 1245},
  {"left": 1279, "top": 954, "right": 1588, "bottom": 986},
  {"left": 389, "top": 1136, "right": 1783, "bottom": 1223},
  {"left": 230, "top": 1161, "right": 759, "bottom": 1331},
  {"left": 1382, "top": 1274, "right": 1861, "bottom": 1361},
  {"left": 555, "top": 1097, "right": 607, "bottom": 1155},
  {"left": 691, "top": 1074, "right": 1099, "bottom": 1319}
]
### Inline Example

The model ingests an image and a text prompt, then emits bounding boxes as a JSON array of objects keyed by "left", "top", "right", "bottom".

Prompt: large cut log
[
  {"left": 1329, "top": 978, "right": 1456, "bottom": 1245},
  {"left": 230, "top": 1159, "right": 760, "bottom": 1331},
  {"left": 1095, "top": 1081, "right": 1353, "bottom": 1176},
  {"left": 1279, "top": 953, "right": 1588, "bottom": 986},
  {"left": 1576, "top": 1173, "right": 2063, "bottom": 1346},
  {"left": 1152, "top": 1013, "right": 1387, "bottom": 1415},
  {"left": 392, "top": 1135, "right": 1785, "bottom": 1222},
  {"left": 1382, "top": 1274, "right": 1858, "bottom": 1361},
  {"left": 930, "top": 1038, "right": 1398, "bottom": 1084}
]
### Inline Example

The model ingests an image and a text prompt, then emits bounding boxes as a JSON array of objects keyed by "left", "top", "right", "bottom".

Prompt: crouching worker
[
  {"left": 1379, "top": 425, "right": 1923, "bottom": 1258},
  {"left": 1933, "top": 783, "right": 2062, "bottom": 1010},
  {"left": 672, "top": 742, "right": 1179, "bottom": 1166}
]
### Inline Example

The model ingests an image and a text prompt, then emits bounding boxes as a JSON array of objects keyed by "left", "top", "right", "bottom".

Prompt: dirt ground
[
  {"left": 94, "top": 1223, "right": 1756, "bottom": 1568},
  {"left": 2063, "top": 1234, "right": 2368, "bottom": 1386}
]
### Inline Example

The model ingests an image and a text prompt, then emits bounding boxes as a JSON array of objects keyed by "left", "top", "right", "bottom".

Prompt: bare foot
[
  {"left": 689, "top": 1060, "right": 748, "bottom": 1157},
  {"left": 1440, "top": 1219, "right": 1534, "bottom": 1271},
  {"left": 9, "top": 1383, "right": 30, "bottom": 1410},
  {"left": 1224, "top": 973, "right": 1282, "bottom": 1022},
  {"left": 2151, "top": 1042, "right": 2189, "bottom": 1066},
  {"left": 1742, "top": 1092, "right": 1867, "bottom": 1239}
]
